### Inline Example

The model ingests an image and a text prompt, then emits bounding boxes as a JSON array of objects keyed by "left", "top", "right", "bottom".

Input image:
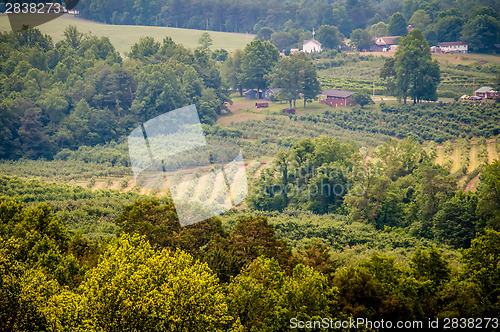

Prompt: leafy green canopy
[
  {"left": 0, "top": 25, "right": 230, "bottom": 160},
  {"left": 239, "top": 39, "right": 279, "bottom": 92},
  {"left": 267, "top": 52, "right": 320, "bottom": 108},
  {"left": 393, "top": 29, "right": 441, "bottom": 104}
]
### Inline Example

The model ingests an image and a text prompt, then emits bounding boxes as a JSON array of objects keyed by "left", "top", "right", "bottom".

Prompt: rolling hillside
[{"left": 0, "top": 14, "right": 253, "bottom": 54}]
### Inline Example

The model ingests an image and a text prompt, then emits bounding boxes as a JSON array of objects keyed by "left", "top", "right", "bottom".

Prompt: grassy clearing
[
  {"left": 450, "top": 146, "right": 461, "bottom": 174},
  {"left": 435, "top": 145, "right": 445, "bottom": 166},
  {"left": 0, "top": 14, "right": 252, "bottom": 54},
  {"left": 433, "top": 53, "right": 500, "bottom": 65},
  {"left": 223, "top": 96, "right": 352, "bottom": 122},
  {"left": 467, "top": 143, "right": 480, "bottom": 173},
  {"left": 425, "top": 136, "right": 500, "bottom": 192},
  {"left": 486, "top": 140, "right": 498, "bottom": 163}
]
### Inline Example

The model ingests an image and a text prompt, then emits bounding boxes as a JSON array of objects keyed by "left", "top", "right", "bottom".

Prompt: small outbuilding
[
  {"left": 244, "top": 89, "right": 262, "bottom": 100},
  {"left": 262, "top": 88, "right": 282, "bottom": 101}
]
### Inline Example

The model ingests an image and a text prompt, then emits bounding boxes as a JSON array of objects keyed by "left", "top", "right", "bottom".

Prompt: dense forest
[
  {"left": 1, "top": 158, "right": 499, "bottom": 330},
  {"left": 0, "top": 26, "right": 230, "bottom": 159},
  {"left": 76, "top": 0, "right": 500, "bottom": 52}
]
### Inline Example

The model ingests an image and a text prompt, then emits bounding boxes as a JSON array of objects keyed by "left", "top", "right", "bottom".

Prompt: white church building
[
  {"left": 302, "top": 28, "right": 322, "bottom": 53},
  {"left": 303, "top": 39, "right": 322, "bottom": 53}
]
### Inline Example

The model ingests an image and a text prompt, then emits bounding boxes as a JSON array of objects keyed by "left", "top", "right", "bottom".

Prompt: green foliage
[
  {"left": 268, "top": 52, "right": 320, "bottom": 108},
  {"left": 370, "top": 22, "right": 388, "bottom": 38},
  {"left": 462, "top": 14, "right": 500, "bottom": 52},
  {"left": 128, "top": 36, "right": 160, "bottom": 60},
  {"left": 116, "top": 197, "right": 229, "bottom": 256},
  {"left": 248, "top": 136, "right": 357, "bottom": 214},
  {"left": 434, "top": 191, "right": 478, "bottom": 248},
  {"left": 393, "top": 29, "right": 440, "bottom": 103},
  {"left": 0, "top": 186, "right": 497, "bottom": 329},
  {"left": 388, "top": 12, "right": 407, "bottom": 36},
  {"left": 295, "top": 103, "right": 500, "bottom": 144},
  {"left": 349, "top": 29, "right": 372, "bottom": 51},
  {"left": 78, "top": 234, "right": 240, "bottom": 331},
  {"left": 227, "top": 257, "right": 339, "bottom": 331},
  {"left": 222, "top": 50, "right": 243, "bottom": 96},
  {"left": 0, "top": 25, "right": 230, "bottom": 160},
  {"left": 460, "top": 229, "right": 500, "bottom": 315},
  {"left": 426, "top": 14, "right": 464, "bottom": 43},
  {"left": 351, "top": 90, "right": 374, "bottom": 108},
  {"left": 212, "top": 49, "right": 229, "bottom": 62},
  {"left": 239, "top": 39, "right": 279, "bottom": 92},
  {"left": 409, "top": 10, "right": 430, "bottom": 31},
  {"left": 476, "top": 160, "right": 500, "bottom": 230},
  {"left": 226, "top": 216, "right": 294, "bottom": 273},
  {"left": 0, "top": 198, "right": 103, "bottom": 331},
  {"left": 317, "top": 25, "right": 343, "bottom": 50},
  {"left": 0, "top": 199, "right": 82, "bottom": 287},
  {"left": 198, "top": 32, "right": 214, "bottom": 52},
  {"left": 256, "top": 27, "right": 274, "bottom": 41},
  {"left": 0, "top": 175, "right": 138, "bottom": 238},
  {"left": 410, "top": 246, "right": 451, "bottom": 291},
  {"left": 270, "top": 31, "right": 297, "bottom": 52}
]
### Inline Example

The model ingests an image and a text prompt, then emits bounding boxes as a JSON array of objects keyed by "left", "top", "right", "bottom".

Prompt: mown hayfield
[
  {"left": 358, "top": 51, "right": 500, "bottom": 66},
  {"left": 432, "top": 137, "right": 500, "bottom": 192},
  {"left": 0, "top": 14, "right": 253, "bottom": 54}
]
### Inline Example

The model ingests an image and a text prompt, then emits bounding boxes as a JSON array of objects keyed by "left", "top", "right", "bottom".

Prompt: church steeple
[{"left": 312, "top": 27, "right": 316, "bottom": 39}]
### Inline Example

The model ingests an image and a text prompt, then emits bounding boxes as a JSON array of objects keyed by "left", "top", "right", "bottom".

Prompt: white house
[
  {"left": 303, "top": 39, "right": 322, "bottom": 53},
  {"left": 437, "top": 42, "right": 468, "bottom": 53},
  {"left": 371, "top": 36, "right": 400, "bottom": 52}
]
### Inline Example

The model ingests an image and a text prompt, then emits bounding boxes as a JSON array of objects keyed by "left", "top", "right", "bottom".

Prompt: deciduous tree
[
  {"left": 349, "top": 29, "right": 372, "bottom": 51},
  {"left": 317, "top": 25, "right": 343, "bottom": 50},
  {"left": 394, "top": 29, "right": 440, "bottom": 104},
  {"left": 388, "top": 12, "right": 407, "bottom": 36},
  {"left": 239, "top": 40, "right": 279, "bottom": 94}
]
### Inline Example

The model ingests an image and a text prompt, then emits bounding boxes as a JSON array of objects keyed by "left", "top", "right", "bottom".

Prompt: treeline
[
  {"left": 1, "top": 197, "right": 499, "bottom": 330},
  {"left": 0, "top": 26, "right": 229, "bottom": 159},
  {"left": 76, "top": 0, "right": 499, "bottom": 52},
  {"left": 347, "top": 5, "right": 500, "bottom": 53},
  {"left": 249, "top": 136, "right": 500, "bottom": 247}
]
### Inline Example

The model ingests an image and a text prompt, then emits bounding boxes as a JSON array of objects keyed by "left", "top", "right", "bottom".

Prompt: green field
[{"left": 0, "top": 14, "right": 253, "bottom": 54}]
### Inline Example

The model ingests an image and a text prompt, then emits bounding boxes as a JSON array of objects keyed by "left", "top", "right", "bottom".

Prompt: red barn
[{"left": 320, "top": 89, "right": 356, "bottom": 107}]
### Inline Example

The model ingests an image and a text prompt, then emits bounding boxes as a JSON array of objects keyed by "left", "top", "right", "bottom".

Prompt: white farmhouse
[
  {"left": 437, "top": 42, "right": 468, "bottom": 53},
  {"left": 303, "top": 39, "right": 322, "bottom": 53}
]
